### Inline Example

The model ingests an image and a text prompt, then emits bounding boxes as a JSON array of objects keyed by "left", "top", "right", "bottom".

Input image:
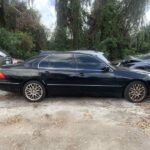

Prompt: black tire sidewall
[
  {"left": 124, "top": 81, "right": 147, "bottom": 103},
  {"left": 23, "top": 81, "right": 46, "bottom": 102}
]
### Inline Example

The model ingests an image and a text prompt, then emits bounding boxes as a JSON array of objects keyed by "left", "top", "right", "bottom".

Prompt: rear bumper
[{"left": 0, "top": 81, "right": 21, "bottom": 93}]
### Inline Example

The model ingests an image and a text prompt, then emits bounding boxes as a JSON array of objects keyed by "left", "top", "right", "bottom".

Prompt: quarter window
[
  {"left": 25, "top": 55, "right": 44, "bottom": 68},
  {"left": 39, "top": 53, "right": 76, "bottom": 69}
]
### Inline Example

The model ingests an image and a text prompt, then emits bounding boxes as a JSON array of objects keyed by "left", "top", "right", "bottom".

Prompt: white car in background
[
  {"left": 0, "top": 48, "right": 13, "bottom": 66},
  {"left": 0, "top": 48, "right": 24, "bottom": 66},
  {"left": 13, "top": 58, "right": 24, "bottom": 64}
]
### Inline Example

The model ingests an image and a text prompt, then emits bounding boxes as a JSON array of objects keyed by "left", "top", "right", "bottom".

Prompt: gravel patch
[{"left": 0, "top": 91, "right": 150, "bottom": 150}]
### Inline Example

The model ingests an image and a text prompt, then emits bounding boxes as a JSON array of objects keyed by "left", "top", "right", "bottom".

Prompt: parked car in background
[
  {"left": 0, "top": 48, "right": 13, "bottom": 66},
  {"left": 0, "top": 50, "right": 150, "bottom": 103},
  {"left": 13, "top": 58, "right": 24, "bottom": 65},
  {"left": 112, "top": 53, "right": 150, "bottom": 71}
]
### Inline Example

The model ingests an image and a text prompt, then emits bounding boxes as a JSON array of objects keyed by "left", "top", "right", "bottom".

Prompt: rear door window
[{"left": 39, "top": 53, "right": 76, "bottom": 69}]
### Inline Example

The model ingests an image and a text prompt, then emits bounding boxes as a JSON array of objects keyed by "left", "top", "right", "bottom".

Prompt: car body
[
  {"left": 0, "top": 51, "right": 150, "bottom": 102},
  {"left": 0, "top": 48, "right": 13, "bottom": 66}
]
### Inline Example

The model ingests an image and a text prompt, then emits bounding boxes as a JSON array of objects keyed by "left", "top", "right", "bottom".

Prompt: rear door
[{"left": 38, "top": 53, "right": 79, "bottom": 94}]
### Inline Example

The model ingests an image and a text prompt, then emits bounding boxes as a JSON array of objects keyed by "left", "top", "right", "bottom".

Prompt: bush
[
  {"left": 0, "top": 28, "right": 20, "bottom": 54},
  {"left": 15, "top": 32, "right": 35, "bottom": 59},
  {"left": 0, "top": 28, "right": 34, "bottom": 59},
  {"left": 96, "top": 38, "right": 118, "bottom": 60}
]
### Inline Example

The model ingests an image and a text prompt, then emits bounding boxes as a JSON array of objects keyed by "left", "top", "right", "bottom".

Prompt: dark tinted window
[
  {"left": 76, "top": 54, "right": 99, "bottom": 63},
  {"left": 75, "top": 54, "right": 104, "bottom": 70},
  {"left": 39, "top": 53, "right": 76, "bottom": 69}
]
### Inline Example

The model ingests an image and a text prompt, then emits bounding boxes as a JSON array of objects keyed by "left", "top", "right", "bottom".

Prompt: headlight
[{"left": 148, "top": 74, "right": 150, "bottom": 77}]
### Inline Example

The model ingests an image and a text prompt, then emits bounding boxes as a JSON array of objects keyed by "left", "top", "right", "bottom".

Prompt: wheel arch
[
  {"left": 21, "top": 79, "right": 47, "bottom": 94},
  {"left": 123, "top": 79, "right": 149, "bottom": 97}
]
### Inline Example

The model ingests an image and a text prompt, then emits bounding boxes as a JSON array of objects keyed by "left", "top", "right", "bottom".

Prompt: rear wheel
[
  {"left": 124, "top": 81, "right": 147, "bottom": 103},
  {"left": 23, "top": 81, "right": 46, "bottom": 102}
]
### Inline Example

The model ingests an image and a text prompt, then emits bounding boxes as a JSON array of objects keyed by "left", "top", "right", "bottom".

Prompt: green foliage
[
  {"left": 88, "top": 0, "right": 133, "bottom": 60},
  {"left": 15, "top": 32, "right": 35, "bottom": 58},
  {"left": 1, "top": 0, "right": 150, "bottom": 61},
  {"left": 97, "top": 38, "right": 118, "bottom": 60},
  {"left": 51, "top": 0, "right": 150, "bottom": 60},
  {"left": 51, "top": 31, "right": 69, "bottom": 51},
  {"left": 0, "top": 28, "right": 20, "bottom": 54},
  {"left": 129, "top": 25, "right": 150, "bottom": 56},
  {"left": 0, "top": 28, "right": 34, "bottom": 59},
  {"left": 0, "top": 0, "right": 47, "bottom": 59},
  {"left": 23, "top": 25, "right": 47, "bottom": 50},
  {"left": 55, "top": 0, "right": 84, "bottom": 50},
  {"left": 16, "top": 32, "right": 34, "bottom": 51}
]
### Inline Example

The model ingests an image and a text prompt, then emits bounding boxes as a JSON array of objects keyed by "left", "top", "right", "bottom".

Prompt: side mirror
[{"left": 102, "top": 66, "right": 110, "bottom": 72}]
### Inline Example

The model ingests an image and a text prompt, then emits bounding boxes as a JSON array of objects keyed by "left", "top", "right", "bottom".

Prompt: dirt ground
[{"left": 0, "top": 91, "right": 150, "bottom": 150}]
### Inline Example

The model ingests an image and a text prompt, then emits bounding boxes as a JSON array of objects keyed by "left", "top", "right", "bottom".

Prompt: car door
[
  {"left": 38, "top": 53, "right": 79, "bottom": 95},
  {"left": 74, "top": 53, "right": 122, "bottom": 96}
]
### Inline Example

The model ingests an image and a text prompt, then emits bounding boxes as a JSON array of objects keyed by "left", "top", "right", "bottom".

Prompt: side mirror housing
[{"left": 102, "top": 66, "right": 110, "bottom": 72}]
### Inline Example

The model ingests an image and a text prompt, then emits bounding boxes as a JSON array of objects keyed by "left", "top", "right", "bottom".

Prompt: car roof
[
  {"left": 40, "top": 50, "right": 104, "bottom": 56},
  {"left": 71, "top": 50, "right": 104, "bottom": 55}
]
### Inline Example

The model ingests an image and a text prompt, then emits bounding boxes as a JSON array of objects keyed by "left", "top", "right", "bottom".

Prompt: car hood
[{"left": 115, "top": 66, "right": 149, "bottom": 78}]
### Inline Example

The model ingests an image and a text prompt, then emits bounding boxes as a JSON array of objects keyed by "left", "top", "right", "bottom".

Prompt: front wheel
[
  {"left": 124, "top": 81, "right": 147, "bottom": 103},
  {"left": 23, "top": 81, "right": 46, "bottom": 102}
]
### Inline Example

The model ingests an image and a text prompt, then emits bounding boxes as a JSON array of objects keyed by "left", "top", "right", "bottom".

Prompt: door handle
[
  {"left": 45, "top": 71, "right": 50, "bottom": 75},
  {"left": 79, "top": 72, "right": 84, "bottom": 77}
]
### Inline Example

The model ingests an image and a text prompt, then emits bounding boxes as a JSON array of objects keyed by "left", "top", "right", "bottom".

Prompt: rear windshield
[{"left": 24, "top": 55, "right": 46, "bottom": 68}]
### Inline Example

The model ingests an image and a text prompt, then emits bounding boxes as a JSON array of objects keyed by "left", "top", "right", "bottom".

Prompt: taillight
[{"left": 0, "top": 73, "right": 5, "bottom": 80}]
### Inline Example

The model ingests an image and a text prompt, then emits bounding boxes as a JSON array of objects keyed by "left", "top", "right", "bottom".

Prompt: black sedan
[{"left": 0, "top": 51, "right": 150, "bottom": 103}]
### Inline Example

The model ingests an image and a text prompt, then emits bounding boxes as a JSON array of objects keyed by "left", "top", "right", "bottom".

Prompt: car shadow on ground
[{"left": 0, "top": 91, "right": 150, "bottom": 106}]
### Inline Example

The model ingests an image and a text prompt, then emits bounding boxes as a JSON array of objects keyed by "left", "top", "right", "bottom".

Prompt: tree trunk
[{"left": 0, "top": 0, "right": 5, "bottom": 27}]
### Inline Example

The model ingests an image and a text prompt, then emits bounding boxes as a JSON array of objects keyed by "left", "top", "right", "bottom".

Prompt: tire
[
  {"left": 124, "top": 81, "right": 147, "bottom": 103},
  {"left": 23, "top": 81, "right": 46, "bottom": 102}
]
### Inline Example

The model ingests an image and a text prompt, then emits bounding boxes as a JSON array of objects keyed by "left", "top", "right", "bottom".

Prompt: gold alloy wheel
[{"left": 128, "top": 83, "right": 146, "bottom": 102}]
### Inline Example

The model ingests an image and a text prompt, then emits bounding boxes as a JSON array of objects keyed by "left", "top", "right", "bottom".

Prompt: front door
[{"left": 74, "top": 53, "right": 121, "bottom": 96}]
